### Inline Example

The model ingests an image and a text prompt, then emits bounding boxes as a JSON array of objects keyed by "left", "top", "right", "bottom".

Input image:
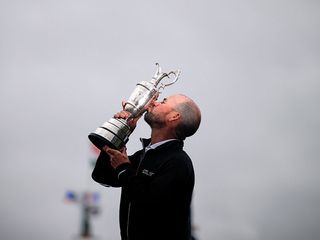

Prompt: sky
[{"left": 1, "top": 0, "right": 320, "bottom": 239}]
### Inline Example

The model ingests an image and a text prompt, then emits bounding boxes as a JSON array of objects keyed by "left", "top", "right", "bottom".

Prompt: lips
[{"left": 145, "top": 104, "right": 155, "bottom": 113}]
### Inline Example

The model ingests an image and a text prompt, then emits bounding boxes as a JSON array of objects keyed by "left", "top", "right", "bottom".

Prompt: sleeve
[{"left": 91, "top": 151, "right": 122, "bottom": 187}]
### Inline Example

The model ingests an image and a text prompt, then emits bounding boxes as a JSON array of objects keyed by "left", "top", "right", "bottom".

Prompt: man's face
[{"left": 144, "top": 95, "right": 177, "bottom": 128}]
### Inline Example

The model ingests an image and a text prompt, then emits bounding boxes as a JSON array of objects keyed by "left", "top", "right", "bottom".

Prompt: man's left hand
[{"left": 103, "top": 146, "right": 130, "bottom": 169}]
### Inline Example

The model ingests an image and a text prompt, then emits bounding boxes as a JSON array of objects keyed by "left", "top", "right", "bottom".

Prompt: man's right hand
[{"left": 113, "top": 100, "right": 140, "bottom": 131}]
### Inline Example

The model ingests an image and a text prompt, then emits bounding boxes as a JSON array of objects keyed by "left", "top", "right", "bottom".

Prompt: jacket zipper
[{"left": 126, "top": 150, "right": 146, "bottom": 239}]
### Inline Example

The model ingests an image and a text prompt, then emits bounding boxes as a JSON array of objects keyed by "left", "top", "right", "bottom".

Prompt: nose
[
  {"left": 149, "top": 99, "right": 160, "bottom": 107},
  {"left": 145, "top": 100, "right": 159, "bottom": 112},
  {"left": 152, "top": 101, "right": 160, "bottom": 106}
]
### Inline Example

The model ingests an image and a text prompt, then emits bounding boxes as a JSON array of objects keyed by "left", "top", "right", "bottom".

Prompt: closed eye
[{"left": 161, "top": 98, "right": 167, "bottom": 104}]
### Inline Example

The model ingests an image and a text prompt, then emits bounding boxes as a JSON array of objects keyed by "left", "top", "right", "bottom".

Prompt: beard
[{"left": 144, "top": 111, "right": 165, "bottom": 129}]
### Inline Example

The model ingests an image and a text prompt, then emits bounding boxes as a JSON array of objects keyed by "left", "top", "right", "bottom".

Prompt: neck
[{"left": 150, "top": 127, "right": 176, "bottom": 145}]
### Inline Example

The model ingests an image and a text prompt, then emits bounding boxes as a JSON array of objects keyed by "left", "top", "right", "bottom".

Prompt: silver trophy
[{"left": 88, "top": 63, "right": 181, "bottom": 150}]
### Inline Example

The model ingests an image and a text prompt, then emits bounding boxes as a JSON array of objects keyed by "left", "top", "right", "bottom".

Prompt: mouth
[
  {"left": 145, "top": 108, "right": 152, "bottom": 113},
  {"left": 145, "top": 104, "right": 155, "bottom": 113}
]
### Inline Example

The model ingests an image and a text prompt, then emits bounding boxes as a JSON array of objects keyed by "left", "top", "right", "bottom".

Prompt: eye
[{"left": 161, "top": 98, "right": 167, "bottom": 104}]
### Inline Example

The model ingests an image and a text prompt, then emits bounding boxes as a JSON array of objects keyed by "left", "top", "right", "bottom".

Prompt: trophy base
[
  {"left": 88, "top": 133, "right": 118, "bottom": 150},
  {"left": 88, "top": 118, "right": 131, "bottom": 150}
]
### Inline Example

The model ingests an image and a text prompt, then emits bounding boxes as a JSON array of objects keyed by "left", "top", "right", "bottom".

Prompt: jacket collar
[{"left": 140, "top": 138, "right": 184, "bottom": 151}]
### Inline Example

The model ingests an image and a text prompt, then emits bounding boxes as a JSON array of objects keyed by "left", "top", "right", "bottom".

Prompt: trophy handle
[{"left": 158, "top": 69, "right": 181, "bottom": 92}]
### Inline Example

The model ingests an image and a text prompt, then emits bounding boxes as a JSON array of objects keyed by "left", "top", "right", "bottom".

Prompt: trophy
[{"left": 88, "top": 63, "right": 181, "bottom": 150}]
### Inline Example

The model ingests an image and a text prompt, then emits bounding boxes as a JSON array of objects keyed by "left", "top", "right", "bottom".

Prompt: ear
[{"left": 168, "top": 111, "right": 180, "bottom": 122}]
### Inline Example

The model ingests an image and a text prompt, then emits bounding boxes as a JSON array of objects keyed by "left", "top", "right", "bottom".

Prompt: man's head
[{"left": 144, "top": 94, "right": 201, "bottom": 140}]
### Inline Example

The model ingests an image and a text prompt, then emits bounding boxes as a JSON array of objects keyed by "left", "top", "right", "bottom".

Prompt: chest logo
[{"left": 141, "top": 169, "right": 155, "bottom": 177}]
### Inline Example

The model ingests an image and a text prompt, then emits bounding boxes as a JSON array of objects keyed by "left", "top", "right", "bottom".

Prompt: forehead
[{"left": 165, "top": 95, "right": 186, "bottom": 105}]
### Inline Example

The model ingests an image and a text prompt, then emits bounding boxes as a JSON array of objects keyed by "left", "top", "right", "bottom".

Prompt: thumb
[
  {"left": 121, "top": 100, "right": 127, "bottom": 110},
  {"left": 103, "top": 146, "right": 117, "bottom": 156},
  {"left": 120, "top": 146, "right": 127, "bottom": 155}
]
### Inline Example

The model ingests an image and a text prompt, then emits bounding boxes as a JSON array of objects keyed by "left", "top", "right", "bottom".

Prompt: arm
[
  {"left": 91, "top": 102, "right": 139, "bottom": 187},
  {"left": 91, "top": 150, "right": 122, "bottom": 187}
]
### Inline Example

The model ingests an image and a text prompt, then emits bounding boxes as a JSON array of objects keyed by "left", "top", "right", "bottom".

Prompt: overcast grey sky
[{"left": 1, "top": 1, "right": 320, "bottom": 240}]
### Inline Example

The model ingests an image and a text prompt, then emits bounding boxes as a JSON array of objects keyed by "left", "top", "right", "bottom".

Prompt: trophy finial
[
  {"left": 155, "top": 62, "right": 161, "bottom": 75},
  {"left": 152, "top": 63, "right": 168, "bottom": 86}
]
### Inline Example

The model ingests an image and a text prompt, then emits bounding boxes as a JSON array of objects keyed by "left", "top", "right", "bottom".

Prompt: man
[{"left": 92, "top": 94, "right": 201, "bottom": 240}]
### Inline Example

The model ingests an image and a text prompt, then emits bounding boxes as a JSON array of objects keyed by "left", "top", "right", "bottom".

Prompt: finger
[
  {"left": 127, "top": 118, "right": 136, "bottom": 125},
  {"left": 114, "top": 111, "right": 130, "bottom": 119},
  {"left": 120, "top": 111, "right": 130, "bottom": 119},
  {"left": 103, "top": 146, "right": 117, "bottom": 157},
  {"left": 102, "top": 145, "right": 109, "bottom": 152},
  {"left": 119, "top": 146, "right": 127, "bottom": 155},
  {"left": 114, "top": 112, "right": 125, "bottom": 119},
  {"left": 107, "top": 149, "right": 125, "bottom": 160},
  {"left": 121, "top": 100, "right": 127, "bottom": 109},
  {"left": 123, "top": 148, "right": 127, "bottom": 156},
  {"left": 106, "top": 148, "right": 117, "bottom": 155}
]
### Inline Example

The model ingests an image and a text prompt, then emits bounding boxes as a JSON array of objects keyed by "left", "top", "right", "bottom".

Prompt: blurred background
[{"left": 1, "top": 0, "right": 320, "bottom": 239}]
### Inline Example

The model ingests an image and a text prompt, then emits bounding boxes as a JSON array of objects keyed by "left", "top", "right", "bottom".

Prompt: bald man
[{"left": 92, "top": 94, "right": 201, "bottom": 240}]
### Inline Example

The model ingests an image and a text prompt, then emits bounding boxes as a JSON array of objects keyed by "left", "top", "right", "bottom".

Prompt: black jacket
[{"left": 92, "top": 138, "right": 195, "bottom": 240}]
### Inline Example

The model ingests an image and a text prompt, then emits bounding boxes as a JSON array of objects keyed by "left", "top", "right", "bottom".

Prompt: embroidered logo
[{"left": 141, "top": 169, "right": 155, "bottom": 177}]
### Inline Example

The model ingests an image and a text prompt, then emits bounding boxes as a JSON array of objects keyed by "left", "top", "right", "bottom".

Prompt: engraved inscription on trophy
[{"left": 88, "top": 63, "right": 181, "bottom": 150}]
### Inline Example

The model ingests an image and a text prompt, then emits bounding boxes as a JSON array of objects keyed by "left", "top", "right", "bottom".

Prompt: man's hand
[
  {"left": 113, "top": 100, "right": 140, "bottom": 131},
  {"left": 103, "top": 146, "right": 130, "bottom": 169}
]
